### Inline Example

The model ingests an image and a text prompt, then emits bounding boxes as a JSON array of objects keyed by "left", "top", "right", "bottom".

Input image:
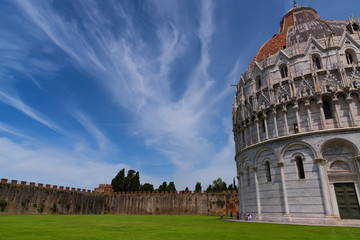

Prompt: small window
[
  {"left": 353, "top": 23, "right": 359, "bottom": 31},
  {"left": 346, "top": 51, "right": 354, "bottom": 64},
  {"left": 345, "top": 49, "right": 357, "bottom": 65},
  {"left": 257, "top": 78, "right": 262, "bottom": 90},
  {"left": 293, "top": 123, "right": 299, "bottom": 133},
  {"left": 246, "top": 166, "right": 250, "bottom": 186},
  {"left": 261, "top": 119, "right": 266, "bottom": 132},
  {"left": 323, "top": 100, "right": 333, "bottom": 119},
  {"left": 312, "top": 56, "right": 322, "bottom": 69},
  {"left": 280, "top": 65, "right": 288, "bottom": 78},
  {"left": 295, "top": 157, "right": 305, "bottom": 179},
  {"left": 265, "top": 161, "right": 271, "bottom": 182},
  {"left": 242, "top": 129, "right": 246, "bottom": 145}
]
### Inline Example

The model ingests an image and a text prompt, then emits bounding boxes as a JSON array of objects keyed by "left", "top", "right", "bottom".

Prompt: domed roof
[{"left": 249, "top": 6, "right": 349, "bottom": 67}]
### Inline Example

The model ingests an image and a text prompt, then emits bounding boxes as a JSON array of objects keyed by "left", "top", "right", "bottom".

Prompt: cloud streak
[
  {"left": 8, "top": 0, "right": 237, "bottom": 188},
  {"left": 0, "top": 137, "right": 126, "bottom": 189},
  {"left": 0, "top": 90, "right": 62, "bottom": 133},
  {"left": 71, "top": 110, "right": 111, "bottom": 151}
]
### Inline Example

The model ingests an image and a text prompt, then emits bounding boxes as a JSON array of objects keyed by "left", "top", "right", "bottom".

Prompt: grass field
[{"left": 0, "top": 215, "right": 359, "bottom": 240}]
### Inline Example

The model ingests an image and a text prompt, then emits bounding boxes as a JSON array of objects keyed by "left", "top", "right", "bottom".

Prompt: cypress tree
[
  {"left": 195, "top": 182, "right": 202, "bottom": 192},
  {"left": 111, "top": 168, "right": 125, "bottom": 192},
  {"left": 167, "top": 181, "right": 176, "bottom": 191}
]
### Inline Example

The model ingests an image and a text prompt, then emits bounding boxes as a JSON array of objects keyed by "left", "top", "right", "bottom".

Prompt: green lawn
[{"left": 0, "top": 215, "right": 359, "bottom": 240}]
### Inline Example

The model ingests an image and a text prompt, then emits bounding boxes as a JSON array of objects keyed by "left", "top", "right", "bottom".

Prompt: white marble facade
[{"left": 233, "top": 6, "right": 360, "bottom": 223}]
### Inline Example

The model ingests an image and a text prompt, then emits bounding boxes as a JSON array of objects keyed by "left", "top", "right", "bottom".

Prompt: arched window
[
  {"left": 280, "top": 65, "right": 288, "bottom": 78},
  {"left": 255, "top": 76, "right": 262, "bottom": 90},
  {"left": 264, "top": 161, "right": 271, "bottom": 182},
  {"left": 323, "top": 100, "right": 333, "bottom": 119},
  {"left": 246, "top": 166, "right": 250, "bottom": 186},
  {"left": 261, "top": 118, "right": 266, "bottom": 132},
  {"left": 312, "top": 55, "right": 322, "bottom": 69},
  {"left": 345, "top": 49, "right": 357, "bottom": 65},
  {"left": 330, "top": 160, "right": 351, "bottom": 172},
  {"left": 293, "top": 122, "right": 299, "bottom": 133},
  {"left": 295, "top": 156, "right": 305, "bottom": 179},
  {"left": 242, "top": 129, "right": 246, "bottom": 145}
]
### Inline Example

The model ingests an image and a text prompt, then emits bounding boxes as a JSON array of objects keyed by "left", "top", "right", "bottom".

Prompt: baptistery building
[{"left": 233, "top": 6, "right": 360, "bottom": 223}]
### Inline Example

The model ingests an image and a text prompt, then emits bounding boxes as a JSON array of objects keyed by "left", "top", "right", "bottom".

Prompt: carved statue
[
  {"left": 299, "top": 82, "right": 309, "bottom": 97},
  {"left": 280, "top": 92, "right": 287, "bottom": 103},
  {"left": 354, "top": 80, "right": 360, "bottom": 88},
  {"left": 327, "top": 82, "right": 336, "bottom": 92},
  {"left": 260, "top": 100, "right": 266, "bottom": 110}
]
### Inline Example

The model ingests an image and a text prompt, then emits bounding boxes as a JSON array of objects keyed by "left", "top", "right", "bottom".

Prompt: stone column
[
  {"left": 237, "top": 132, "right": 242, "bottom": 152},
  {"left": 294, "top": 104, "right": 302, "bottom": 133},
  {"left": 234, "top": 135, "right": 238, "bottom": 154},
  {"left": 315, "top": 158, "right": 332, "bottom": 216},
  {"left": 354, "top": 156, "right": 360, "bottom": 189},
  {"left": 263, "top": 116, "right": 269, "bottom": 140},
  {"left": 329, "top": 183, "right": 340, "bottom": 217},
  {"left": 354, "top": 183, "right": 360, "bottom": 209},
  {"left": 243, "top": 127, "right": 248, "bottom": 148},
  {"left": 312, "top": 75, "right": 320, "bottom": 92},
  {"left": 237, "top": 174, "right": 246, "bottom": 219},
  {"left": 278, "top": 162, "right": 290, "bottom": 216},
  {"left": 249, "top": 123, "right": 253, "bottom": 145},
  {"left": 273, "top": 111, "right": 279, "bottom": 138},
  {"left": 283, "top": 109, "right": 290, "bottom": 135},
  {"left": 305, "top": 101, "right": 314, "bottom": 131},
  {"left": 332, "top": 98, "right": 343, "bottom": 128},
  {"left": 317, "top": 100, "right": 326, "bottom": 130},
  {"left": 346, "top": 97, "right": 357, "bottom": 126},
  {"left": 255, "top": 118, "right": 261, "bottom": 143},
  {"left": 252, "top": 167, "right": 262, "bottom": 220},
  {"left": 239, "top": 129, "right": 244, "bottom": 151}
]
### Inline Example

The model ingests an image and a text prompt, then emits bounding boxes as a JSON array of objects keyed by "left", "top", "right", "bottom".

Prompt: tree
[
  {"left": 111, "top": 169, "right": 141, "bottom": 192},
  {"left": 167, "top": 181, "right": 176, "bottom": 191},
  {"left": 158, "top": 182, "right": 167, "bottom": 192},
  {"left": 140, "top": 183, "right": 154, "bottom": 192},
  {"left": 111, "top": 168, "right": 125, "bottom": 192},
  {"left": 233, "top": 177, "right": 237, "bottom": 190},
  {"left": 211, "top": 178, "right": 227, "bottom": 191},
  {"left": 124, "top": 169, "right": 135, "bottom": 192},
  {"left": 184, "top": 187, "right": 189, "bottom": 192},
  {"left": 227, "top": 178, "right": 238, "bottom": 191},
  {"left": 195, "top": 182, "right": 202, "bottom": 192},
  {"left": 131, "top": 171, "right": 141, "bottom": 192},
  {"left": 206, "top": 178, "right": 227, "bottom": 192}
]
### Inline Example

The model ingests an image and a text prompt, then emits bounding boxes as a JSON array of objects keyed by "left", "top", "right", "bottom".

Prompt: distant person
[{"left": 230, "top": 211, "right": 233, "bottom": 218}]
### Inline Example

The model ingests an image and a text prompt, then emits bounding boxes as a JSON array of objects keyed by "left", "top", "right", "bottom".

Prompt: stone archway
[{"left": 321, "top": 139, "right": 360, "bottom": 219}]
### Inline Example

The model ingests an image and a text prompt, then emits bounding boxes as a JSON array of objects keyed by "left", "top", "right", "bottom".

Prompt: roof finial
[{"left": 293, "top": 1, "right": 297, "bottom": 7}]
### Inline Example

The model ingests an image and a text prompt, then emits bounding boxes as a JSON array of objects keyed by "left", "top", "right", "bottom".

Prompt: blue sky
[{"left": 0, "top": 0, "right": 359, "bottom": 190}]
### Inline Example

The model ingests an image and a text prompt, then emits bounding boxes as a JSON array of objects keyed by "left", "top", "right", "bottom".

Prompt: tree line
[{"left": 111, "top": 169, "right": 237, "bottom": 193}]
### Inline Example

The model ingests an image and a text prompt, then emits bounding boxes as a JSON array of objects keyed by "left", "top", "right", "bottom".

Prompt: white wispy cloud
[
  {"left": 0, "top": 25, "right": 61, "bottom": 90},
  {"left": 12, "top": 0, "right": 237, "bottom": 188},
  {"left": 71, "top": 110, "right": 111, "bottom": 151},
  {"left": 0, "top": 137, "right": 126, "bottom": 188},
  {"left": 0, "top": 122, "right": 30, "bottom": 140},
  {"left": 0, "top": 90, "right": 62, "bottom": 133}
]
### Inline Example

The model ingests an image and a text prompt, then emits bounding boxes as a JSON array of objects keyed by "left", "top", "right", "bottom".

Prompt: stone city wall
[{"left": 0, "top": 179, "right": 239, "bottom": 216}]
